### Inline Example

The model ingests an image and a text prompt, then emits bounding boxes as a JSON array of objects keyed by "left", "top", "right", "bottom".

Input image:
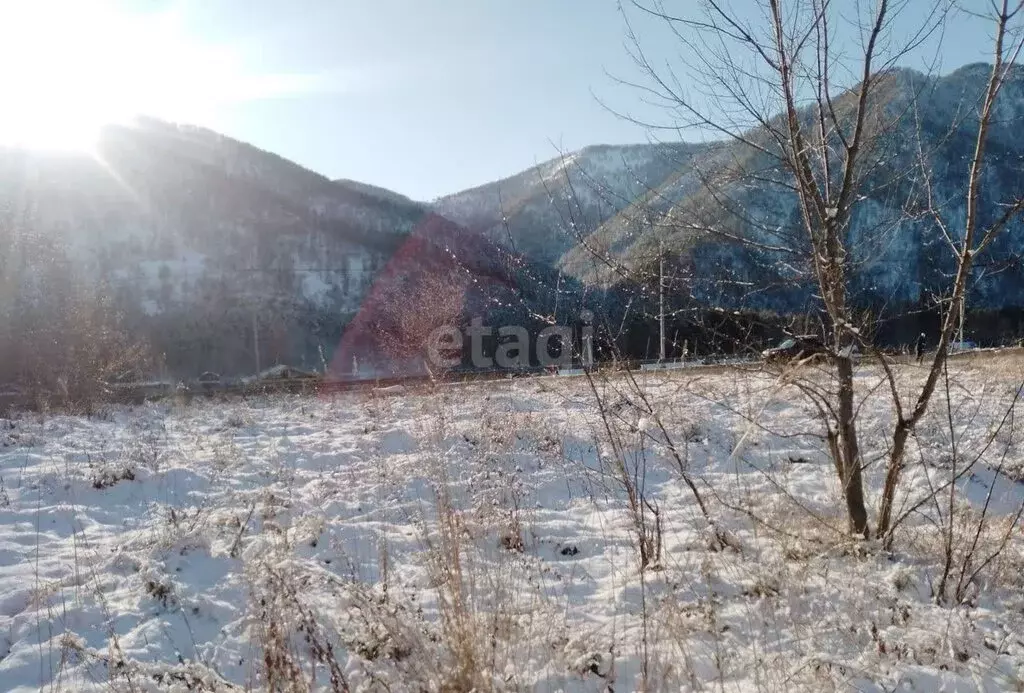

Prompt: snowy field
[{"left": 1, "top": 358, "right": 1023, "bottom": 692}]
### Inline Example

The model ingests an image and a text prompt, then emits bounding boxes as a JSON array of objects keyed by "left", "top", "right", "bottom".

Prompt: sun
[
  {"left": 0, "top": 72, "right": 126, "bottom": 152},
  {"left": 0, "top": 3, "right": 138, "bottom": 151},
  {"left": 0, "top": 1, "right": 278, "bottom": 153}
]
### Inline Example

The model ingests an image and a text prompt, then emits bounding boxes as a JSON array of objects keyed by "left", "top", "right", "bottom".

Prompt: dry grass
[{"left": 4, "top": 357, "right": 1024, "bottom": 691}]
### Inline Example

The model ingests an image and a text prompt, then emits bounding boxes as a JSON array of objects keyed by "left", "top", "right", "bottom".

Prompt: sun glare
[{"left": 0, "top": 1, "right": 286, "bottom": 153}]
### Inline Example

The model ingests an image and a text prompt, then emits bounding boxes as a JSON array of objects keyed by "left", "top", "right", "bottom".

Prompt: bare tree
[
  {"left": 875, "top": 0, "right": 1024, "bottom": 541},
  {"left": 0, "top": 227, "right": 150, "bottom": 410},
  {"left": 617, "top": 0, "right": 1024, "bottom": 538},
  {"left": 366, "top": 269, "right": 469, "bottom": 374}
]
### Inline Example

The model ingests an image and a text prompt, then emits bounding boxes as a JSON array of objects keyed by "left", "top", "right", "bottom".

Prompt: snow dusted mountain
[
  {"left": 12, "top": 119, "right": 426, "bottom": 305},
  {"left": 440, "top": 65, "right": 1024, "bottom": 325},
  {"left": 434, "top": 143, "right": 707, "bottom": 267},
  {"left": 333, "top": 178, "right": 420, "bottom": 207},
  {"left": 6, "top": 62, "right": 1024, "bottom": 383},
  {"left": 581, "top": 64, "right": 1024, "bottom": 314},
  {"left": 0, "top": 118, "right": 536, "bottom": 377}
]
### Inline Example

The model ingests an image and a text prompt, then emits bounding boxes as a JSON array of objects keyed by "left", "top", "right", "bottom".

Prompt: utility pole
[
  {"left": 658, "top": 237, "right": 666, "bottom": 362},
  {"left": 253, "top": 309, "right": 261, "bottom": 375},
  {"left": 553, "top": 269, "right": 562, "bottom": 324},
  {"left": 251, "top": 247, "right": 261, "bottom": 376}
]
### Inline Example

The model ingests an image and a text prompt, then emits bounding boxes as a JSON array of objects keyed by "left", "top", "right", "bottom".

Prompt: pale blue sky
[
  {"left": 21, "top": 1, "right": 1004, "bottom": 200},
  {"left": 172, "top": 0, "right": 666, "bottom": 200}
]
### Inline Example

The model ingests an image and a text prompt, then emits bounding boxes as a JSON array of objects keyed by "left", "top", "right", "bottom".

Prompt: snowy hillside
[
  {"left": 334, "top": 178, "right": 420, "bottom": 208},
  {"left": 5, "top": 62, "right": 1024, "bottom": 382},
  {"left": 434, "top": 143, "right": 706, "bottom": 267},
  {"left": 566, "top": 65, "right": 1024, "bottom": 312},
  {"left": 439, "top": 65, "right": 1024, "bottom": 317},
  {"left": 0, "top": 359, "right": 1022, "bottom": 691},
  {"left": 0, "top": 119, "right": 536, "bottom": 377}
]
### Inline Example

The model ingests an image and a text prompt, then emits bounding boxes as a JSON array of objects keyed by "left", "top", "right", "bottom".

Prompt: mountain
[
  {"left": 333, "top": 178, "right": 419, "bottom": 208},
  {"left": 6, "top": 62, "right": 1024, "bottom": 390},
  {"left": 434, "top": 143, "right": 707, "bottom": 268},
  {"left": 0, "top": 118, "right": 544, "bottom": 380},
  {"left": 439, "top": 65, "right": 1024, "bottom": 342},
  {"left": 587, "top": 64, "right": 1024, "bottom": 315}
]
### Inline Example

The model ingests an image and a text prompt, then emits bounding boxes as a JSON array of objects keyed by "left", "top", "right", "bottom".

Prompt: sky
[
  {"left": 157, "top": 0, "right": 675, "bottom": 200},
  {"left": 0, "top": 0, "right": 1009, "bottom": 201}
]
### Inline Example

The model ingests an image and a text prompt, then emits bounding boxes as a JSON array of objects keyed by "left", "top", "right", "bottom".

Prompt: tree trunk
[
  {"left": 837, "top": 355, "right": 870, "bottom": 537},
  {"left": 876, "top": 420, "right": 911, "bottom": 541}
]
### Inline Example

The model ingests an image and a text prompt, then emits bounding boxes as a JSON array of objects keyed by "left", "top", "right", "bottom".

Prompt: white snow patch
[{"left": 0, "top": 362, "right": 1021, "bottom": 691}]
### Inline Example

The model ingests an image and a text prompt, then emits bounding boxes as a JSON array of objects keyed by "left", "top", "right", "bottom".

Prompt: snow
[
  {"left": 0, "top": 360, "right": 1022, "bottom": 691},
  {"left": 300, "top": 271, "right": 333, "bottom": 305}
]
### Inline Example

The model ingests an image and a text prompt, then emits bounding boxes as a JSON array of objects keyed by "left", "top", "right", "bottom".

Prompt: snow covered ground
[{"left": 1, "top": 359, "right": 1023, "bottom": 692}]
